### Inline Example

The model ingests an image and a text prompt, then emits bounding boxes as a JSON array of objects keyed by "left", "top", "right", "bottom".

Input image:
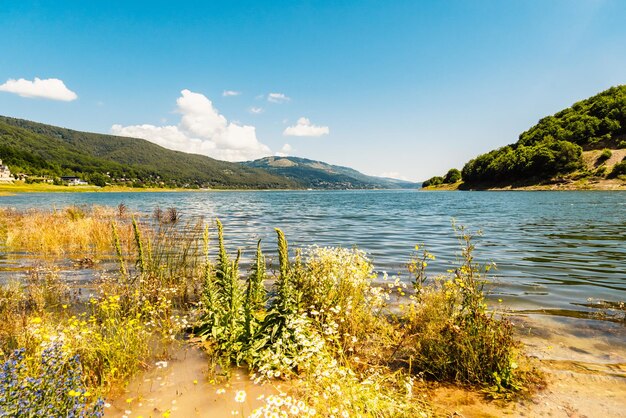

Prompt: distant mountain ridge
[
  {"left": 0, "top": 116, "right": 418, "bottom": 189},
  {"left": 242, "top": 156, "right": 420, "bottom": 189}
]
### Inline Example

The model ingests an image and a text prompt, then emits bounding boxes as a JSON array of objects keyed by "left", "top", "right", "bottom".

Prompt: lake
[{"left": 1, "top": 189, "right": 625, "bottom": 320}]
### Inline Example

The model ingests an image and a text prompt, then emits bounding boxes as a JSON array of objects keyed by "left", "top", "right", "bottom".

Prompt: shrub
[
  {"left": 609, "top": 161, "right": 626, "bottom": 178},
  {"left": 422, "top": 176, "right": 443, "bottom": 187},
  {"left": 444, "top": 168, "right": 462, "bottom": 183},
  {"left": 390, "top": 226, "right": 533, "bottom": 397},
  {"left": 292, "top": 246, "right": 382, "bottom": 353},
  {"left": 594, "top": 166, "right": 607, "bottom": 177},
  {"left": 598, "top": 148, "right": 613, "bottom": 162}
]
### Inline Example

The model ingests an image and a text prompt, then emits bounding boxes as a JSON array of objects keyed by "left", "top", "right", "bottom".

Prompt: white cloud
[
  {"left": 275, "top": 143, "right": 293, "bottom": 157},
  {"left": 380, "top": 171, "right": 410, "bottom": 181},
  {"left": 267, "top": 93, "right": 290, "bottom": 103},
  {"left": 283, "top": 117, "right": 329, "bottom": 137},
  {"left": 0, "top": 77, "right": 77, "bottom": 101},
  {"left": 111, "top": 89, "right": 271, "bottom": 162},
  {"left": 222, "top": 90, "right": 241, "bottom": 97},
  {"left": 249, "top": 107, "right": 263, "bottom": 114}
]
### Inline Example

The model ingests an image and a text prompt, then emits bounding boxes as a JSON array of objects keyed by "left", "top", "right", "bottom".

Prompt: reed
[{"left": 0, "top": 206, "right": 135, "bottom": 257}]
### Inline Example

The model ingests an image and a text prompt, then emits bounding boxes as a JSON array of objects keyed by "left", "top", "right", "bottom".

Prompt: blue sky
[{"left": 1, "top": 0, "right": 625, "bottom": 180}]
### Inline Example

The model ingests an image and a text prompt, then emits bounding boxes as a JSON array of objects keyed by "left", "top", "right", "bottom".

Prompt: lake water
[{"left": 1, "top": 190, "right": 625, "bottom": 320}]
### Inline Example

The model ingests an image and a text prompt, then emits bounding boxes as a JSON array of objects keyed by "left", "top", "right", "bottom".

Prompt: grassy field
[{"left": 0, "top": 181, "right": 196, "bottom": 194}]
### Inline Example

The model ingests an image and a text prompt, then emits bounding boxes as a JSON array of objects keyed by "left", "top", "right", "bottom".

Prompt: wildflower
[
  {"left": 216, "top": 388, "right": 226, "bottom": 395},
  {"left": 234, "top": 390, "right": 247, "bottom": 403},
  {"left": 155, "top": 361, "right": 168, "bottom": 369}
]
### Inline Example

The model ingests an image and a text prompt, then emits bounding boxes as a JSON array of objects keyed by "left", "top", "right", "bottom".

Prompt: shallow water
[
  {"left": 2, "top": 190, "right": 624, "bottom": 315},
  {"left": 107, "top": 347, "right": 277, "bottom": 418}
]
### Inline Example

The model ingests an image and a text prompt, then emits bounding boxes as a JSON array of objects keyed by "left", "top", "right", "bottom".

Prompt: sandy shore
[{"left": 105, "top": 313, "right": 626, "bottom": 418}]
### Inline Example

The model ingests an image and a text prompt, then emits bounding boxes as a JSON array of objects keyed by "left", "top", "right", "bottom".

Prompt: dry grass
[{"left": 0, "top": 206, "right": 136, "bottom": 257}]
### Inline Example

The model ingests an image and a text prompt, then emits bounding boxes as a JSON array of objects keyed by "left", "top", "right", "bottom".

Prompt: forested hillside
[
  {"left": 423, "top": 85, "right": 626, "bottom": 188},
  {"left": 462, "top": 85, "right": 626, "bottom": 185},
  {"left": 0, "top": 116, "right": 296, "bottom": 188},
  {"left": 242, "top": 156, "right": 419, "bottom": 189}
]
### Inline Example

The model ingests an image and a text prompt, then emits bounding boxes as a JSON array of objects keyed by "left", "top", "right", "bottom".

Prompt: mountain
[
  {"left": 0, "top": 116, "right": 297, "bottom": 189},
  {"left": 242, "top": 156, "right": 420, "bottom": 189},
  {"left": 0, "top": 116, "right": 418, "bottom": 190},
  {"left": 424, "top": 85, "right": 626, "bottom": 189}
]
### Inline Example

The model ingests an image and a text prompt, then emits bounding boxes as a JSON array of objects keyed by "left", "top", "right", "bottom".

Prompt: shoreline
[
  {"left": 0, "top": 182, "right": 306, "bottom": 195},
  {"left": 422, "top": 178, "right": 626, "bottom": 191},
  {"left": 0, "top": 183, "right": 425, "bottom": 195}
]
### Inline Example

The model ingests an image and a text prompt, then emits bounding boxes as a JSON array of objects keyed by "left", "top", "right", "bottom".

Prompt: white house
[
  {"left": 61, "top": 176, "right": 89, "bottom": 186},
  {"left": 0, "top": 159, "right": 13, "bottom": 182}
]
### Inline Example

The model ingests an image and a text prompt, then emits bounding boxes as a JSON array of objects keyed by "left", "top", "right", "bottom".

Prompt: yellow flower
[
  {"left": 68, "top": 390, "right": 80, "bottom": 397},
  {"left": 31, "top": 317, "right": 42, "bottom": 324}
]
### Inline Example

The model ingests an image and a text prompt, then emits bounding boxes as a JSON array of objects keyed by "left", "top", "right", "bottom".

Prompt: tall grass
[{"left": 0, "top": 206, "right": 134, "bottom": 257}]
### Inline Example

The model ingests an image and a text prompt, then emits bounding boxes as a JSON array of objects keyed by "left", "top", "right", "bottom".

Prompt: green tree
[{"left": 444, "top": 168, "right": 461, "bottom": 183}]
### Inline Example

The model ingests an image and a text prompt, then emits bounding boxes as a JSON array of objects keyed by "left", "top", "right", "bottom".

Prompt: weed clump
[
  {"left": 392, "top": 226, "right": 537, "bottom": 398},
  {"left": 598, "top": 148, "right": 612, "bottom": 162}
]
